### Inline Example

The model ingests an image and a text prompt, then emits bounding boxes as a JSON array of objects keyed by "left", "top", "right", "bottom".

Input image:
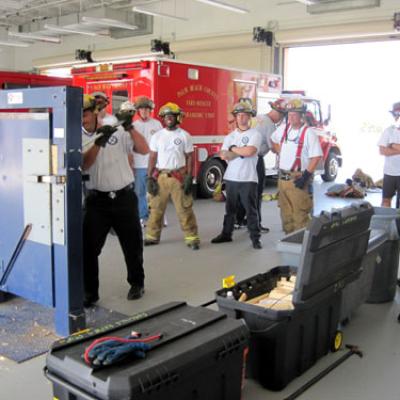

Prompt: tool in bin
[
  {"left": 84, "top": 332, "right": 162, "bottom": 368},
  {"left": 283, "top": 344, "right": 363, "bottom": 400}
]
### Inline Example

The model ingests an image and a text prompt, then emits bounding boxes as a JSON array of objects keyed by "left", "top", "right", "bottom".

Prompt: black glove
[
  {"left": 116, "top": 111, "right": 134, "bottom": 131},
  {"left": 95, "top": 125, "right": 118, "bottom": 147},
  {"left": 294, "top": 169, "right": 312, "bottom": 189},
  {"left": 183, "top": 175, "right": 193, "bottom": 195},
  {"left": 147, "top": 177, "right": 159, "bottom": 196}
]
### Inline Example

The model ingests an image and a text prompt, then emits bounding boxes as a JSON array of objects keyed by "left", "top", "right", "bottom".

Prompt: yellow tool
[{"left": 222, "top": 275, "right": 236, "bottom": 288}]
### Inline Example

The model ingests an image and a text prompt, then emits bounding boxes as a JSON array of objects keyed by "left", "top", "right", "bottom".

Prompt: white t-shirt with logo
[
  {"left": 256, "top": 114, "right": 276, "bottom": 156},
  {"left": 133, "top": 118, "right": 162, "bottom": 169},
  {"left": 83, "top": 126, "right": 135, "bottom": 191},
  {"left": 271, "top": 124, "right": 323, "bottom": 171},
  {"left": 149, "top": 127, "right": 194, "bottom": 170},
  {"left": 377, "top": 125, "right": 400, "bottom": 176},
  {"left": 221, "top": 128, "right": 261, "bottom": 183}
]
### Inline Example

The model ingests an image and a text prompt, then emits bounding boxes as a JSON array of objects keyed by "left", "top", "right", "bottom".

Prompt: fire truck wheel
[
  {"left": 198, "top": 158, "right": 226, "bottom": 198},
  {"left": 321, "top": 151, "right": 339, "bottom": 182}
]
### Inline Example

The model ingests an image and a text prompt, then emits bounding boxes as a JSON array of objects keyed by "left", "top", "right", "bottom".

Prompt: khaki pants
[
  {"left": 278, "top": 178, "right": 313, "bottom": 234},
  {"left": 146, "top": 173, "right": 199, "bottom": 243}
]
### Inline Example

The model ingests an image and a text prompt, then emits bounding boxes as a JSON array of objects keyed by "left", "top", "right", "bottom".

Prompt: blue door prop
[{"left": 0, "top": 87, "right": 85, "bottom": 336}]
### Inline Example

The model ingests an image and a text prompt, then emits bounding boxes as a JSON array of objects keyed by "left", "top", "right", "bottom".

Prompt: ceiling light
[
  {"left": 81, "top": 16, "right": 138, "bottom": 31},
  {"left": 8, "top": 31, "right": 61, "bottom": 43},
  {"left": 44, "top": 24, "right": 102, "bottom": 37},
  {"left": 133, "top": 6, "right": 189, "bottom": 21},
  {"left": 194, "top": 0, "right": 249, "bottom": 14},
  {"left": 0, "top": 40, "right": 30, "bottom": 48}
]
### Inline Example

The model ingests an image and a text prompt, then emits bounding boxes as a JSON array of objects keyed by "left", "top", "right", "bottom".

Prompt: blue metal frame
[{"left": 0, "top": 86, "right": 85, "bottom": 336}]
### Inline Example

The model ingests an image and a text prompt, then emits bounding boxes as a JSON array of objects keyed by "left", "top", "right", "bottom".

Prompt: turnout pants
[
  {"left": 236, "top": 155, "right": 265, "bottom": 224},
  {"left": 278, "top": 177, "right": 313, "bottom": 234},
  {"left": 83, "top": 187, "right": 144, "bottom": 300},
  {"left": 223, "top": 180, "right": 260, "bottom": 242},
  {"left": 146, "top": 173, "right": 199, "bottom": 244}
]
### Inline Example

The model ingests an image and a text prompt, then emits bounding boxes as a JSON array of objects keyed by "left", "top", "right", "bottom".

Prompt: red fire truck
[
  {"left": 71, "top": 57, "right": 282, "bottom": 197},
  {"left": 0, "top": 70, "right": 71, "bottom": 90}
]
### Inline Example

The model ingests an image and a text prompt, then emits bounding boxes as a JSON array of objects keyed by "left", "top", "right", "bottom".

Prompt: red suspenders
[{"left": 280, "top": 124, "right": 308, "bottom": 171}]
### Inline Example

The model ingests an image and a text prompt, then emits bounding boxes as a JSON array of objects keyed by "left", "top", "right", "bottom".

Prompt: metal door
[{"left": 0, "top": 86, "right": 85, "bottom": 335}]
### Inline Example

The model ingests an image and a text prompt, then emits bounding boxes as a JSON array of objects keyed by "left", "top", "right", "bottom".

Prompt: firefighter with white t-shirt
[
  {"left": 271, "top": 98, "right": 323, "bottom": 234},
  {"left": 82, "top": 98, "right": 149, "bottom": 307},
  {"left": 211, "top": 101, "right": 263, "bottom": 249},
  {"left": 378, "top": 101, "right": 400, "bottom": 207},
  {"left": 132, "top": 96, "right": 163, "bottom": 225},
  {"left": 144, "top": 102, "right": 200, "bottom": 250}
]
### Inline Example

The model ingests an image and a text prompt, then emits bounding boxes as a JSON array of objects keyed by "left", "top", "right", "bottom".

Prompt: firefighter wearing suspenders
[
  {"left": 144, "top": 102, "right": 200, "bottom": 250},
  {"left": 271, "top": 98, "right": 323, "bottom": 234}
]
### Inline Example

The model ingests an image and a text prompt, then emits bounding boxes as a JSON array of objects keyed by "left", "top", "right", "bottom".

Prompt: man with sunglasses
[{"left": 378, "top": 102, "right": 400, "bottom": 207}]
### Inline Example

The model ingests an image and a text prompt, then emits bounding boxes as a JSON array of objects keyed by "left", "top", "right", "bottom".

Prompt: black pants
[
  {"left": 83, "top": 187, "right": 144, "bottom": 299},
  {"left": 236, "top": 155, "right": 265, "bottom": 224},
  {"left": 223, "top": 181, "right": 260, "bottom": 242}
]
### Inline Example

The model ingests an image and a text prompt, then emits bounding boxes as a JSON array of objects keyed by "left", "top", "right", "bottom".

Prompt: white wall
[{"left": 11, "top": 0, "right": 400, "bottom": 73}]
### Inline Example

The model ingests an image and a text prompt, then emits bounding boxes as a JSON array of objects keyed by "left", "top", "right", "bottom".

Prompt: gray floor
[{"left": 1, "top": 177, "right": 399, "bottom": 400}]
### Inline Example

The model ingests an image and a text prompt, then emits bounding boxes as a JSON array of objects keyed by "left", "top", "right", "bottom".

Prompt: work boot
[
  {"left": 260, "top": 225, "right": 270, "bottom": 233},
  {"left": 188, "top": 242, "right": 200, "bottom": 250},
  {"left": 127, "top": 284, "right": 145, "bottom": 300},
  {"left": 211, "top": 233, "right": 232, "bottom": 244},
  {"left": 144, "top": 238, "right": 159, "bottom": 246},
  {"left": 252, "top": 239, "right": 263, "bottom": 250}
]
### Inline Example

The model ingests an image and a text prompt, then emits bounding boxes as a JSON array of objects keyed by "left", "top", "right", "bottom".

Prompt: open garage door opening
[{"left": 284, "top": 40, "right": 400, "bottom": 182}]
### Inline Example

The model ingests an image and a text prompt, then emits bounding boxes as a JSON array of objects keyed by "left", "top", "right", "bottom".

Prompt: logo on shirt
[
  {"left": 174, "top": 138, "right": 182, "bottom": 145},
  {"left": 108, "top": 136, "right": 118, "bottom": 145},
  {"left": 241, "top": 136, "right": 249, "bottom": 145}
]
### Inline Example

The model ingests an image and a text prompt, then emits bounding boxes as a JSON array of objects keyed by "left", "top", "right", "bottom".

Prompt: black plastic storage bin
[
  {"left": 367, "top": 207, "right": 400, "bottom": 303},
  {"left": 216, "top": 202, "right": 374, "bottom": 391},
  {"left": 45, "top": 302, "right": 249, "bottom": 400}
]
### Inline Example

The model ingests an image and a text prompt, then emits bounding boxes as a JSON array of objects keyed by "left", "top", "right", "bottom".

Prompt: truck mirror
[{"left": 323, "top": 104, "right": 331, "bottom": 126}]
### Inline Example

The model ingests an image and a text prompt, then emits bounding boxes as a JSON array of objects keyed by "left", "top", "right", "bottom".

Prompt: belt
[
  {"left": 89, "top": 184, "right": 134, "bottom": 199},
  {"left": 159, "top": 169, "right": 184, "bottom": 177}
]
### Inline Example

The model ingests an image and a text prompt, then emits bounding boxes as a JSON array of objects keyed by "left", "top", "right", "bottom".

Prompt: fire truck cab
[
  {"left": 71, "top": 57, "right": 282, "bottom": 197},
  {"left": 0, "top": 71, "right": 71, "bottom": 90}
]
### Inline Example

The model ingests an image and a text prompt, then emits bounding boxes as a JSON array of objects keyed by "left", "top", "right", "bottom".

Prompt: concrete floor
[{"left": 1, "top": 176, "right": 400, "bottom": 400}]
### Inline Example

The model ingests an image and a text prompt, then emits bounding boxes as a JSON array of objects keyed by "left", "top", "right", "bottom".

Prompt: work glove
[
  {"left": 294, "top": 169, "right": 312, "bottom": 190},
  {"left": 116, "top": 110, "right": 135, "bottom": 131},
  {"left": 95, "top": 125, "right": 118, "bottom": 147},
  {"left": 183, "top": 175, "right": 193, "bottom": 195},
  {"left": 147, "top": 177, "right": 159, "bottom": 196}
]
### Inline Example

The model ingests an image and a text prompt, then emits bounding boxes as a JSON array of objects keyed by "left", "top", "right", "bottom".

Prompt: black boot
[{"left": 211, "top": 233, "right": 232, "bottom": 244}]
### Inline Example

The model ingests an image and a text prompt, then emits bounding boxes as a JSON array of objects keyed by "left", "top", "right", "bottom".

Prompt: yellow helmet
[
  {"left": 135, "top": 96, "right": 155, "bottom": 110},
  {"left": 83, "top": 94, "right": 97, "bottom": 112},
  {"left": 286, "top": 98, "right": 307, "bottom": 113},
  {"left": 158, "top": 102, "right": 183, "bottom": 117},
  {"left": 232, "top": 100, "right": 256, "bottom": 117}
]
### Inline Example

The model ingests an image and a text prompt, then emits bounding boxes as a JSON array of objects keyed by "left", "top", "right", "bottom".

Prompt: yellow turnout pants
[
  {"left": 146, "top": 173, "right": 199, "bottom": 243},
  {"left": 278, "top": 178, "right": 313, "bottom": 234}
]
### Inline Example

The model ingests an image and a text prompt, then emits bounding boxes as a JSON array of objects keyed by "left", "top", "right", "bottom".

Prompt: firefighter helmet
[
  {"left": 286, "top": 98, "right": 307, "bottom": 113},
  {"left": 269, "top": 98, "right": 287, "bottom": 114},
  {"left": 83, "top": 94, "right": 97, "bottom": 112},
  {"left": 158, "top": 102, "right": 183, "bottom": 117},
  {"left": 390, "top": 101, "right": 400, "bottom": 117},
  {"left": 91, "top": 91, "right": 109, "bottom": 101},
  {"left": 135, "top": 96, "right": 155, "bottom": 110},
  {"left": 232, "top": 100, "right": 256, "bottom": 117},
  {"left": 119, "top": 101, "right": 136, "bottom": 114}
]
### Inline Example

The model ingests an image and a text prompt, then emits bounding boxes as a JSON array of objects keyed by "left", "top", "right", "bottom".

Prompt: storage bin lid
[{"left": 293, "top": 201, "right": 373, "bottom": 304}]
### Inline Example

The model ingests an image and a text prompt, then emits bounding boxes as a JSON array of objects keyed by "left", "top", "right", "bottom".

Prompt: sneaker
[
  {"left": 188, "top": 242, "right": 200, "bottom": 250},
  {"left": 127, "top": 285, "right": 144, "bottom": 300},
  {"left": 144, "top": 238, "right": 159, "bottom": 246},
  {"left": 260, "top": 225, "right": 270, "bottom": 233},
  {"left": 211, "top": 234, "right": 232, "bottom": 244},
  {"left": 252, "top": 239, "right": 263, "bottom": 250},
  {"left": 83, "top": 295, "right": 99, "bottom": 308}
]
